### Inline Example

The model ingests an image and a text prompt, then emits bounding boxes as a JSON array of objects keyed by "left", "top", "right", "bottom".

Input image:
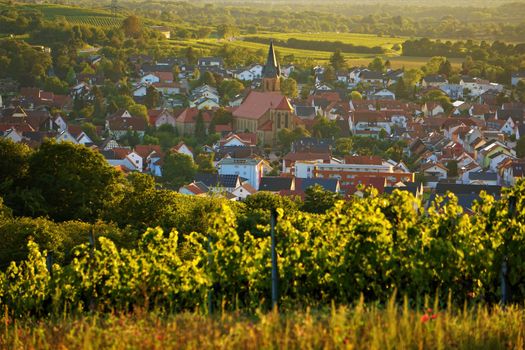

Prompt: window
[{"left": 285, "top": 114, "right": 289, "bottom": 128}]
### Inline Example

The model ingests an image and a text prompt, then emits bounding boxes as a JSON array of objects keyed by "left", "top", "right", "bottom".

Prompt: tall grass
[{"left": 2, "top": 296, "right": 524, "bottom": 349}]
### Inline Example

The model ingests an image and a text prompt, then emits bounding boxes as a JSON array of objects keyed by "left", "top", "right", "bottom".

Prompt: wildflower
[
  {"left": 426, "top": 308, "right": 433, "bottom": 313},
  {"left": 420, "top": 314, "right": 430, "bottom": 323},
  {"left": 431, "top": 314, "right": 438, "bottom": 320}
]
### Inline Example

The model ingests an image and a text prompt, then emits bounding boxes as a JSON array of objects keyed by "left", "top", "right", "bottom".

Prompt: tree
[
  {"left": 439, "top": 59, "right": 453, "bottom": 77},
  {"left": 194, "top": 111, "right": 206, "bottom": 140},
  {"left": 128, "top": 104, "right": 149, "bottom": 123},
  {"left": 199, "top": 71, "right": 217, "bottom": 86},
  {"left": 350, "top": 91, "right": 363, "bottom": 100},
  {"left": 516, "top": 137, "right": 525, "bottom": 158},
  {"left": 28, "top": 141, "right": 123, "bottom": 221},
  {"left": 379, "top": 128, "right": 388, "bottom": 139},
  {"left": 329, "top": 49, "right": 346, "bottom": 71},
  {"left": 313, "top": 116, "right": 340, "bottom": 139},
  {"left": 335, "top": 138, "right": 353, "bottom": 156},
  {"left": 122, "top": 15, "right": 142, "bottom": 38},
  {"left": 162, "top": 152, "right": 197, "bottom": 189},
  {"left": 0, "top": 139, "right": 32, "bottom": 205},
  {"left": 280, "top": 77, "right": 298, "bottom": 98},
  {"left": 196, "top": 153, "right": 216, "bottom": 173},
  {"left": 81, "top": 122, "right": 101, "bottom": 143},
  {"left": 322, "top": 66, "right": 336, "bottom": 84},
  {"left": 186, "top": 47, "right": 197, "bottom": 65},
  {"left": 302, "top": 184, "right": 342, "bottom": 214},
  {"left": 368, "top": 57, "right": 385, "bottom": 72},
  {"left": 218, "top": 79, "right": 244, "bottom": 103},
  {"left": 172, "top": 65, "right": 181, "bottom": 82},
  {"left": 217, "top": 24, "right": 239, "bottom": 39},
  {"left": 197, "top": 27, "right": 212, "bottom": 39},
  {"left": 145, "top": 85, "right": 160, "bottom": 109},
  {"left": 394, "top": 77, "right": 408, "bottom": 99},
  {"left": 447, "top": 160, "right": 458, "bottom": 177}
]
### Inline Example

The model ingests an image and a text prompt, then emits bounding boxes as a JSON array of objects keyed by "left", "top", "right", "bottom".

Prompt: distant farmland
[{"left": 3, "top": 4, "right": 123, "bottom": 28}]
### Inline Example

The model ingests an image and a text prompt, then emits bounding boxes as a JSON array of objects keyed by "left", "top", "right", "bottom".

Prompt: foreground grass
[{"left": 2, "top": 299, "right": 524, "bottom": 349}]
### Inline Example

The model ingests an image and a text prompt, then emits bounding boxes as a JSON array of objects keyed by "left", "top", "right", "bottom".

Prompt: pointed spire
[{"left": 263, "top": 40, "right": 280, "bottom": 79}]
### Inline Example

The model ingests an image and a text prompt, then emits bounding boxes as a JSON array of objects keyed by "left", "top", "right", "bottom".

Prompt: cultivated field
[{"left": 3, "top": 3, "right": 123, "bottom": 28}]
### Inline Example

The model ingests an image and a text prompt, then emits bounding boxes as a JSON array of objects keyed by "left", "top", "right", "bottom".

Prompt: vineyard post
[
  {"left": 88, "top": 226, "right": 96, "bottom": 311},
  {"left": 46, "top": 252, "right": 53, "bottom": 279},
  {"left": 271, "top": 208, "right": 279, "bottom": 309},
  {"left": 207, "top": 239, "right": 213, "bottom": 315},
  {"left": 501, "top": 195, "right": 517, "bottom": 306}
]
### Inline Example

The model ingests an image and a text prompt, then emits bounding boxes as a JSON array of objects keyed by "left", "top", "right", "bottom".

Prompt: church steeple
[{"left": 262, "top": 41, "right": 281, "bottom": 92}]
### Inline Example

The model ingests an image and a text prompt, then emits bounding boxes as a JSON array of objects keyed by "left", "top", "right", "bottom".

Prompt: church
[{"left": 232, "top": 42, "right": 296, "bottom": 147}]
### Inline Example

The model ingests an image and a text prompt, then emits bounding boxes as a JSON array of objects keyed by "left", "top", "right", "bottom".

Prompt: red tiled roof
[
  {"left": 233, "top": 91, "right": 291, "bottom": 120},
  {"left": 343, "top": 176, "right": 386, "bottom": 195},
  {"left": 352, "top": 110, "right": 388, "bottom": 122},
  {"left": 345, "top": 156, "right": 383, "bottom": 165},
  {"left": 175, "top": 108, "right": 213, "bottom": 124},
  {"left": 134, "top": 144, "right": 163, "bottom": 159},
  {"left": 153, "top": 71, "right": 174, "bottom": 82},
  {"left": 108, "top": 116, "right": 147, "bottom": 131},
  {"left": 214, "top": 124, "right": 233, "bottom": 132},
  {"left": 258, "top": 119, "right": 273, "bottom": 131}
]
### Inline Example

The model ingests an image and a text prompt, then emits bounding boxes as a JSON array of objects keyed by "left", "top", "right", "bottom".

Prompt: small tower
[{"left": 262, "top": 41, "right": 281, "bottom": 92}]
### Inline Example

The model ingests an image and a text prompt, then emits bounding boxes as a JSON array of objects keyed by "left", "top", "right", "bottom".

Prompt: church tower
[{"left": 262, "top": 41, "right": 281, "bottom": 92}]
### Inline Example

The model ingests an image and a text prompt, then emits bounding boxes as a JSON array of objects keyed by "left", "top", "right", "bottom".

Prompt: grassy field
[
  {"left": 166, "top": 37, "right": 464, "bottom": 69},
  {"left": 2, "top": 300, "right": 524, "bottom": 349},
  {"left": 243, "top": 32, "right": 407, "bottom": 52}
]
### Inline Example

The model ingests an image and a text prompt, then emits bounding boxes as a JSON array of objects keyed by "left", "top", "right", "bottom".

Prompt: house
[
  {"left": 171, "top": 141, "right": 194, "bottom": 160},
  {"left": 101, "top": 147, "right": 142, "bottom": 172},
  {"left": 511, "top": 71, "right": 525, "bottom": 86},
  {"left": 464, "top": 171, "right": 498, "bottom": 185},
  {"left": 190, "top": 85, "right": 220, "bottom": 103},
  {"left": 198, "top": 57, "right": 224, "bottom": 68},
  {"left": 384, "top": 182, "right": 424, "bottom": 199},
  {"left": 179, "top": 181, "right": 209, "bottom": 196},
  {"left": 295, "top": 106, "right": 317, "bottom": 120},
  {"left": 218, "top": 132, "right": 257, "bottom": 148},
  {"left": 422, "top": 102, "right": 445, "bottom": 117},
  {"left": 476, "top": 140, "right": 515, "bottom": 168},
  {"left": 421, "top": 75, "right": 448, "bottom": 88},
  {"left": 148, "top": 108, "right": 176, "bottom": 128},
  {"left": 216, "top": 157, "right": 270, "bottom": 190},
  {"left": 368, "top": 89, "right": 395, "bottom": 101},
  {"left": 134, "top": 144, "right": 164, "bottom": 175},
  {"left": 259, "top": 176, "right": 295, "bottom": 193},
  {"left": 175, "top": 107, "right": 213, "bottom": 136},
  {"left": 420, "top": 162, "right": 448, "bottom": 180},
  {"left": 294, "top": 160, "right": 414, "bottom": 188},
  {"left": 358, "top": 71, "right": 385, "bottom": 87},
  {"left": 194, "top": 173, "right": 244, "bottom": 193},
  {"left": 440, "top": 84, "right": 463, "bottom": 100},
  {"left": 460, "top": 76, "right": 503, "bottom": 97},
  {"left": 282, "top": 151, "right": 332, "bottom": 174},
  {"left": 431, "top": 183, "right": 501, "bottom": 213},
  {"left": 152, "top": 82, "right": 181, "bottom": 96},
  {"left": 0, "top": 128, "right": 23, "bottom": 142},
  {"left": 106, "top": 109, "right": 147, "bottom": 139},
  {"left": 349, "top": 110, "right": 407, "bottom": 135},
  {"left": 67, "top": 125, "right": 94, "bottom": 145},
  {"left": 231, "top": 181, "right": 257, "bottom": 200}
]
